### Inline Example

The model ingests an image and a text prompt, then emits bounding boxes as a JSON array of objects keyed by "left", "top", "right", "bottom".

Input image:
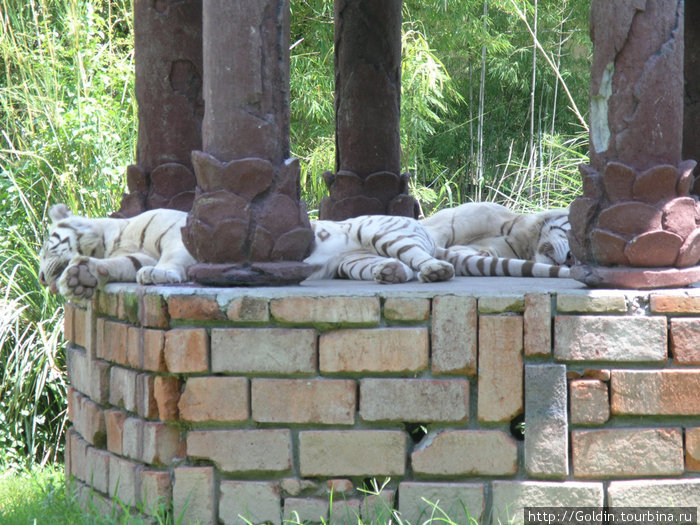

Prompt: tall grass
[{"left": 0, "top": 0, "right": 134, "bottom": 468}]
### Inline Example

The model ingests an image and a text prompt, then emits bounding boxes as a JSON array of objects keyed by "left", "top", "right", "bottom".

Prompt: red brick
[
  {"left": 179, "top": 377, "right": 249, "bottom": 422},
  {"left": 411, "top": 430, "right": 517, "bottom": 476},
  {"left": 105, "top": 408, "right": 126, "bottom": 455},
  {"left": 139, "top": 293, "right": 169, "bottom": 329},
  {"left": 225, "top": 296, "right": 269, "bottom": 322},
  {"left": 164, "top": 329, "right": 209, "bottom": 373},
  {"left": 570, "top": 379, "right": 610, "bottom": 425},
  {"left": 76, "top": 394, "right": 106, "bottom": 446},
  {"left": 252, "top": 379, "right": 355, "bottom": 425},
  {"left": 72, "top": 305, "right": 88, "bottom": 349},
  {"left": 167, "top": 295, "right": 225, "bottom": 320},
  {"left": 670, "top": 318, "right": 700, "bottom": 364},
  {"left": 299, "top": 430, "right": 406, "bottom": 477},
  {"left": 98, "top": 320, "right": 128, "bottom": 365},
  {"left": 63, "top": 303, "right": 75, "bottom": 343},
  {"left": 211, "top": 328, "right": 317, "bottom": 374},
  {"left": 320, "top": 328, "right": 428, "bottom": 374},
  {"left": 127, "top": 326, "right": 142, "bottom": 369},
  {"left": 524, "top": 293, "right": 551, "bottom": 357},
  {"left": 187, "top": 429, "right": 292, "bottom": 473},
  {"left": 270, "top": 296, "right": 380, "bottom": 324},
  {"left": 478, "top": 315, "right": 523, "bottom": 422},
  {"left": 143, "top": 422, "right": 184, "bottom": 465},
  {"left": 431, "top": 296, "right": 477, "bottom": 375},
  {"left": 611, "top": 370, "right": 700, "bottom": 415},
  {"left": 650, "top": 293, "right": 700, "bottom": 313},
  {"left": 359, "top": 379, "right": 469, "bottom": 423},
  {"left": 686, "top": 428, "right": 700, "bottom": 471},
  {"left": 143, "top": 329, "right": 166, "bottom": 372},
  {"left": 572, "top": 428, "right": 684, "bottom": 478},
  {"left": 141, "top": 470, "right": 172, "bottom": 516},
  {"left": 154, "top": 376, "right": 182, "bottom": 421}
]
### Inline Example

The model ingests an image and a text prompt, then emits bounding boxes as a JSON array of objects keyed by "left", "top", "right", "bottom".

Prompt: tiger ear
[{"left": 49, "top": 204, "right": 72, "bottom": 222}]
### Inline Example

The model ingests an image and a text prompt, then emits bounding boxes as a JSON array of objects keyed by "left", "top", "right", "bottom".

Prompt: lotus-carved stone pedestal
[
  {"left": 569, "top": 161, "right": 700, "bottom": 289},
  {"left": 183, "top": 151, "right": 314, "bottom": 285}
]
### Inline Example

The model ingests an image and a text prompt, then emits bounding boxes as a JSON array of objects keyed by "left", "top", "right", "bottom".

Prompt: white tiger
[
  {"left": 38, "top": 204, "right": 195, "bottom": 301},
  {"left": 304, "top": 215, "right": 455, "bottom": 284},
  {"left": 421, "top": 202, "right": 572, "bottom": 278}
]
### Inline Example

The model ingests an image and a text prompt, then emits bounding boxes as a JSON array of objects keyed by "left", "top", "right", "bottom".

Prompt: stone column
[
  {"left": 569, "top": 0, "right": 700, "bottom": 288},
  {"left": 117, "top": 0, "right": 203, "bottom": 217},
  {"left": 319, "top": 0, "right": 418, "bottom": 220},
  {"left": 182, "top": 0, "right": 314, "bottom": 285}
]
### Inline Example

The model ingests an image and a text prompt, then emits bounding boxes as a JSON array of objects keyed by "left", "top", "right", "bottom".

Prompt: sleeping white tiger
[
  {"left": 420, "top": 202, "right": 572, "bottom": 278},
  {"left": 38, "top": 204, "right": 195, "bottom": 301}
]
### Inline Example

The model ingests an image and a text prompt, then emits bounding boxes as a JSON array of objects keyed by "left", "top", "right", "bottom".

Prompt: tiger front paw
[
  {"left": 418, "top": 261, "right": 455, "bottom": 283},
  {"left": 57, "top": 256, "right": 106, "bottom": 301},
  {"left": 137, "top": 266, "right": 186, "bottom": 285},
  {"left": 374, "top": 260, "right": 412, "bottom": 284}
]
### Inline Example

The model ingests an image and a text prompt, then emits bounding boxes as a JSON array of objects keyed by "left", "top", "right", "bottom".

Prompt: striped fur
[
  {"left": 39, "top": 204, "right": 195, "bottom": 301},
  {"left": 421, "top": 202, "right": 571, "bottom": 278},
  {"left": 304, "top": 215, "right": 454, "bottom": 283}
]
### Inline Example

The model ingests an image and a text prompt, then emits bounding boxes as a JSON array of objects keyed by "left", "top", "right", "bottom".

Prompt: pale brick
[
  {"left": 478, "top": 315, "right": 523, "bottom": 422},
  {"left": 383, "top": 297, "right": 430, "bottom": 321},
  {"left": 570, "top": 379, "right": 610, "bottom": 425},
  {"left": 608, "top": 479, "right": 700, "bottom": 509},
  {"left": 299, "top": 430, "right": 406, "bottom": 477},
  {"left": 179, "top": 376, "right": 249, "bottom": 422},
  {"left": 650, "top": 292, "right": 700, "bottom": 313},
  {"left": 126, "top": 326, "right": 141, "bottom": 369},
  {"left": 85, "top": 447, "right": 110, "bottom": 494},
  {"left": 73, "top": 305, "right": 88, "bottom": 349},
  {"left": 109, "top": 366, "right": 138, "bottom": 412},
  {"left": 219, "top": 481, "right": 281, "bottom": 525},
  {"left": 554, "top": 315, "right": 667, "bottom": 362},
  {"left": 70, "top": 430, "right": 88, "bottom": 482},
  {"left": 173, "top": 467, "right": 216, "bottom": 525},
  {"left": 65, "top": 428, "right": 72, "bottom": 480},
  {"left": 226, "top": 296, "right": 270, "bottom": 322},
  {"left": 109, "top": 455, "right": 141, "bottom": 506},
  {"left": 525, "top": 364, "right": 568, "bottom": 478},
  {"left": 154, "top": 376, "right": 181, "bottom": 421},
  {"left": 118, "top": 291, "right": 139, "bottom": 324},
  {"left": 280, "top": 478, "right": 318, "bottom": 496},
  {"left": 142, "top": 422, "right": 183, "bottom": 465},
  {"left": 611, "top": 370, "right": 700, "bottom": 415},
  {"left": 100, "top": 320, "right": 128, "bottom": 365},
  {"left": 320, "top": 327, "right": 428, "bottom": 374},
  {"left": 359, "top": 379, "right": 468, "bottom": 422},
  {"left": 556, "top": 291, "right": 627, "bottom": 313},
  {"left": 139, "top": 293, "right": 169, "bottom": 329},
  {"left": 686, "top": 428, "right": 700, "bottom": 471},
  {"left": 97, "top": 289, "right": 120, "bottom": 317},
  {"left": 361, "top": 490, "right": 395, "bottom": 524},
  {"left": 168, "top": 295, "right": 225, "bottom": 320},
  {"left": 63, "top": 302, "right": 75, "bottom": 344},
  {"left": 187, "top": 429, "right": 292, "bottom": 473},
  {"left": 66, "top": 346, "right": 90, "bottom": 396},
  {"left": 141, "top": 470, "right": 172, "bottom": 516},
  {"left": 431, "top": 295, "right": 477, "bottom": 375},
  {"left": 211, "top": 328, "right": 316, "bottom": 374},
  {"left": 284, "top": 497, "right": 329, "bottom": 524},
  {"left": 491, "top": 481, "right": 603, "bottom": 525},
  {"left": 164, "top": 328, "right": 209, "bottom": 373},
  {"left": 252, "top": 379, "right": 354, "bottom": 425},
  {"left": 572, "top": 428, "right": 684, "bottom": 478},
  {"left": 136, "top": 373, "right": 158, "bottom": 420},
  {"left": 122, "top": 417, "right": 143, "bottom": 461},
  {"left": 524, "top": 293, "right": 551, "bottom": 356},
  {"left": 398, "top": 482, "right": 485, "bottom": 525},
  {"left": 411, "top": 430, "right": 517, "bottom": 476},
  {"left": 270, "top": 296, "right": 380, "bottom": 324},
  {"left": 105, "top": 408, "right": 126, "bottom": 455},
  {"left": 670, "top": 318, "right": 700, "bottom": 364},
  {"left": 89, "top": 359, "right": 110, "bottom": 404},
  {"left": 142, "top": 329, "right": 166, "bottom": 372},
  {"left": 478, "top": 295, "right": 524, "bottom": 313},
  {"left": 329, "top": 499, "right": 361, "bottom": 525},
  {"left": 76, "top": 394, "right": 106, "bottom": 447}
]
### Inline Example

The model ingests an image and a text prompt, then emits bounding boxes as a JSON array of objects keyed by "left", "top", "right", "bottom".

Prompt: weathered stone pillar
[
  {"left": 319, "top": 0, "right": 418, "bottom": 220},
  {"left": 569, "top": 0, "right": 700, "bottom": 288},
  {"left": 117, "top": 0, "right": 203, "bottom": 217},
  {"left": 182, "top": 0, "right": 314, "bottom": 285}
]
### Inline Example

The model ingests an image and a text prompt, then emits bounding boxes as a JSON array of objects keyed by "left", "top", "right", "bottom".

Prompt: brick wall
[{"left": 64, "top": 283, "right": 700, "bottom": 524}]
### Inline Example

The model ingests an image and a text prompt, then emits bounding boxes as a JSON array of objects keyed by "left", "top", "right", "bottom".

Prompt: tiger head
[
  {"left": 38, "top": 204, "right": 104, "bottom": 294},
  {"left": 534, "top": 210, "right": 573, "bottom": 266}
]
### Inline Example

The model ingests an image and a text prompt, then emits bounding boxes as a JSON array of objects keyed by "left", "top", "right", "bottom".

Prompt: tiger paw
[
  {"left": 57, "top": 256, "right": 106, "bottom": 301},
  {"left": 137, "top": 266, "right": 186, "bottom": 285},
  {"left": 418, "top": 260, "right": 455, "bottom": 282},
  {"left": 374, "top": 260, "right": 412, "bottom": 284}
]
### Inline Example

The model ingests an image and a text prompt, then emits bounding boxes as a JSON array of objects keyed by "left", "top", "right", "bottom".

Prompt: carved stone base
[
  {"left": 572, "top": 264, "right": 700, "bottom": 290},
  {"left": 187, "top": 262, "right": 314, "bottom": 286}
]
